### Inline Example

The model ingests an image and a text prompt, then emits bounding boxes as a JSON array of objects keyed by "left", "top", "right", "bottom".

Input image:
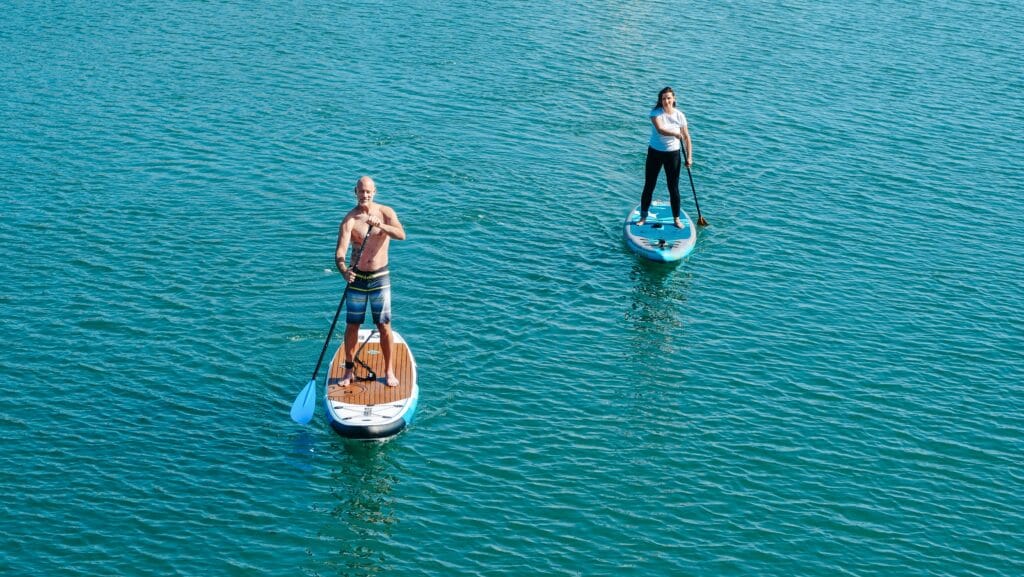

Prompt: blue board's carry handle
[
  {"left": 290, "top": 225, "right": 374, "bottom": 425},
  {"left": 682, "top": 142, "right": 708, "bottom": 227}
]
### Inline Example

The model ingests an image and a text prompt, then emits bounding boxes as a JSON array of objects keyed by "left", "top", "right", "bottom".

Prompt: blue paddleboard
[{"left": 623, "top": 201, "right": 697, "bottom": 262}]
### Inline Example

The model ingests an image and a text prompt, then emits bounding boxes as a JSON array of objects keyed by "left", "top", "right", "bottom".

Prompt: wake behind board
[
  {"left": 324, "top": 328, "right": 418, "bottom": 441},
  {"left": 623, "top": 201, "right": 697, "bottom": 262}
]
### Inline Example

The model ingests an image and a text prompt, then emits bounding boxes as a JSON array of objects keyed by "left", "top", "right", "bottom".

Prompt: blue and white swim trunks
[{"left": 346, "top": 266, "right": 392, "bottom": 325}]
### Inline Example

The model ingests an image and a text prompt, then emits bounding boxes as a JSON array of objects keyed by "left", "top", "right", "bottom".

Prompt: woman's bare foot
[
  {"left": 673, "top": 218, "right": 683, "bottom": 229},
  {"left": 338, "top": 370, "right": 354, "bottom": 387},
  {"left": 636, "top": 219, "right": 646, "bottom": 226},
  {"left": 385, "top": 372, "right": 400, "bottom": 387}
]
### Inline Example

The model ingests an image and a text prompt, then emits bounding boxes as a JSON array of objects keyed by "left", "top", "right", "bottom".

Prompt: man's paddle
[
  {"left": 290, "top": 225, "right": 373, "bottom": 424},
  {"left": 683, "top": 144, "right": 708, "bottom": 227}
]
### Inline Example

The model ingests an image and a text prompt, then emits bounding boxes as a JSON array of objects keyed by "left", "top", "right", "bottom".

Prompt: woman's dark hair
[{"left": 653, "top": 86, "right": 675, "bottom": 110}]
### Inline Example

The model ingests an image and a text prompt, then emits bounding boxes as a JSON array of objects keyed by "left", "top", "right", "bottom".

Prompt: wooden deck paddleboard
[
  {"left": 324, "top": 329, "right": 418, "bottom": 441},
  {"left": 623, "top": 201, "right": 697, "bottom": 262}
]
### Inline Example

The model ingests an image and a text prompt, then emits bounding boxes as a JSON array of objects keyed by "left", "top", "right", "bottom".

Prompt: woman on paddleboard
[{"left": 637, "top": 86, "right": 692, "bottom": 228}]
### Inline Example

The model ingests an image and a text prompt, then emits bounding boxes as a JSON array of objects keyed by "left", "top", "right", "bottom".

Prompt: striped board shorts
[{"left": 346, "top": 266, "right": 392, "bottom": 325}]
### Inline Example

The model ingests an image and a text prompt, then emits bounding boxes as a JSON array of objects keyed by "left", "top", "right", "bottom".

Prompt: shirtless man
[{"left": 335, "top": 176, "right": 406, "bottom": 387}]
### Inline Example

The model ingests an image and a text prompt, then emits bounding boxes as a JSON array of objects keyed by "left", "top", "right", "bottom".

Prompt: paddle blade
[{"left": 290, "top": 379, "right": 317, "bottom": 424}]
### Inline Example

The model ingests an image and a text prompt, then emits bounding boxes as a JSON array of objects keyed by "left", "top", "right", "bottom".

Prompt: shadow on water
[
  {"left": 625, "top": 258, "right": 694, "bottom": 361},
  {"left": 311, "top": 439, "right": 400, "bottom": 577},
  {"left": 285, "top": 430, "right": 317, "bottom": 472}
]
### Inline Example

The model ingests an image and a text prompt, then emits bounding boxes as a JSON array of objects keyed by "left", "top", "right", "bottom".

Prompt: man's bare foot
[
  {"left": 673, "top": 218, "right": 683, "bottom": 229},
  {"left": 384, "top": 372, "right": 400, "bottom": 387},
  {"left": 338, "top": 370, "right": 354, "bottom": 387}
]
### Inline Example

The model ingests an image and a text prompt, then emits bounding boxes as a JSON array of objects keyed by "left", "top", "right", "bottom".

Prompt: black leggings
[{"left": 640, "top": 146, "right": 681, "bottom": 219}]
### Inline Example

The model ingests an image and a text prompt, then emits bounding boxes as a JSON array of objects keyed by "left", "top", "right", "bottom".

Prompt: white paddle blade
[{"left": 290, "top": 379, "right": 317, "bottom": 424}]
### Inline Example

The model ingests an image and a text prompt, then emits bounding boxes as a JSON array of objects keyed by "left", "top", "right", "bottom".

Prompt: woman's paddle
[
  {"left": 683, "top": 145, "right": 708, "bottom": 226},
  {"left": 290, "top": 225, "right": 373, "bottom": 424}
]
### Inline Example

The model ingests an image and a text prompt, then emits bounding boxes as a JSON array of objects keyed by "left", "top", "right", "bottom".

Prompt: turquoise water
[{"left": 3, "top": 1, "right": 1022, "bottom": 575}]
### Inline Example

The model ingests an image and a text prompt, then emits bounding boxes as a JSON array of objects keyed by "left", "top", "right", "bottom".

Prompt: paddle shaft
[
  {"left": 682, "top": 143, "right": 707, "bottom": 226},
  {"left": 308, "top": 225, "right": 373, "bottom": 382}
]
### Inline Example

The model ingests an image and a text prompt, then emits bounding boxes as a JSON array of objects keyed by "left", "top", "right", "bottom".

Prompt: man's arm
[
  {"left": 335, "top": 219, "right": 353, "bottom": 277},
  {"left": 368, "top": 207, "right": 406, "bottom": 241}
]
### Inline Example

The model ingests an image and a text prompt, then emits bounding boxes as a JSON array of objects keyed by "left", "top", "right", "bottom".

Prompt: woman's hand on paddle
[{"left": 685, "top": 156, "right": 692, "bottom": 168}]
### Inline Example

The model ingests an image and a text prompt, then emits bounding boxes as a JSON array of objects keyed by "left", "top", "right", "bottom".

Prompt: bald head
[
  {"left": 353, "top": 175, "right": 378, "bottom": 207},
  {"left": 355, "top": 176, "right": 376, "bottom": 193}
]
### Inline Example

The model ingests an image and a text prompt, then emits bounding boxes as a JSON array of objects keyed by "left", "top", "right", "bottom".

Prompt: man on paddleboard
[{"left": 335, "top": 176, "right": 406, "bottom": 387}]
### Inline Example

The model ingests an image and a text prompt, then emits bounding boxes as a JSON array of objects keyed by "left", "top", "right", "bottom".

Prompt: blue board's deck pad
[{"left": 627, "top": 215, "right": 693, "bottom": 240}]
